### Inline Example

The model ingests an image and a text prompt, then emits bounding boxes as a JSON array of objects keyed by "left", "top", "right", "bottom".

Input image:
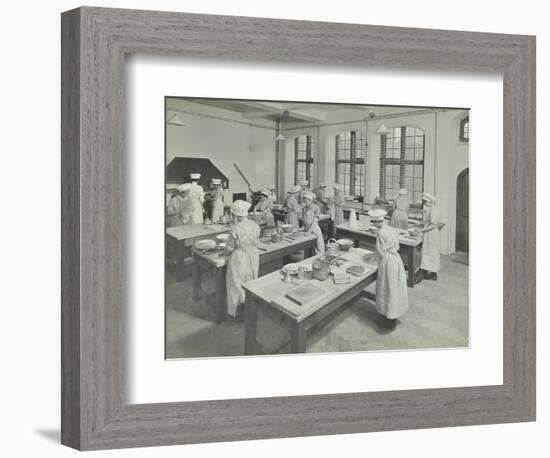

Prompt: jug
[{"left": 326, "top": 238, "right": 338, "bottom": 256}]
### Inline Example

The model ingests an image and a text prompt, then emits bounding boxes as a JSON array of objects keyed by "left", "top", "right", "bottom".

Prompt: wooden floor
[{"left": 165, "top": 254, "right": 469, "bottom": 359}]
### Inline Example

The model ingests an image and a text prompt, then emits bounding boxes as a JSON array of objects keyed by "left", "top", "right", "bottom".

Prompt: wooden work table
[
  {"left": 335, "top": 223, "right": 423, "bottom": 287},
  {"left": 192, "top": 232, "right": 317, "bottom": 322},
  {"left": 166, "top": 223, "right": 230, "bottom": 281},
  {"left": 242, "top": 247, "right": 378, "bottom": 354}
]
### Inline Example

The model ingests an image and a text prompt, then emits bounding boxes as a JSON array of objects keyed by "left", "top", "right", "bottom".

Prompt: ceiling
[{"left": 167, "top": 97, "right": 426, "bottom": 125}]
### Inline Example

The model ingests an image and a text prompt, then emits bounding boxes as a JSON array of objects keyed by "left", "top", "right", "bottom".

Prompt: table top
[
  {"left": 243, "top": 247, "right": 378, "bottom": 322},
  {"left": 166, "top": 223, "right": 230, "bottom": 242},
  {"left": 336, "top": 223, "right": 423, "bottom": 247},
  {"left": 192, "top": 232, "right": 318, "bottom": 268}
]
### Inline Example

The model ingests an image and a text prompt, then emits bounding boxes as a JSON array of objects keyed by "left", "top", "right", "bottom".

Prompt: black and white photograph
[{"left": 165, "top": 97, "right": 470, "bottom": 358}]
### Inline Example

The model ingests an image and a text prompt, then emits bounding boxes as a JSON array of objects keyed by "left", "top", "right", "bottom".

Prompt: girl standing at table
[
  {"left": 224, "top": 200, "right": 261, "bottom": 318},
  {"left": 255, "top": 190, "right": 275, "bottom": 227},
  {"left": 166, "top": 183, "right": 194, "bottom": 227},
  {"left": 369, "top": 208, "right": 409, "bottom": 328},
  {"left": 391, "top": 188, "right": 410, "bottom": 230},
  {"left": 210, "top": 178, "right": 225, "bottom": 223},
  {"left": 332, "top": 183, "right": 345, "bottom": 225},
  {"left": 284, "top": 185, "right": 301, "bottom": 231},
  {"left": 302, "top": 192, "right": 325, "bottom": 254},
  {"left": 419, "top": 192, "right": 440, "bottom": 281}
]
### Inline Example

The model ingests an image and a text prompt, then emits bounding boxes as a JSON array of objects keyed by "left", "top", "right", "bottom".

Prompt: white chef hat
[
  {"left": 260, "top": 190, "right": 270, "bottom": 197},
  {"left": 399, "top": 188, "right": 407, "bottom": 195},
  {"left": 299, "top": 180, "right": 309, "bottom": 186},
  {"left": 422, "top": 192, "right": 436, "bottom": 203},
  {"left": 302, "top": 191, "right": 315, "bottom": 201},
  {"left": 190, "top": 173, "right": 201, "bottom": 180},
  {"left": 289, "top": 185, "right": 301, "bottom": 193},
  {"left": 211, "top": 178, "right": 222, "bottom": 185},
  {"left": 176, "top": 183, "right": 192, "bottom": 192},
  {"left": 333, "top": 183, "right": 344, "bottom": 191},
  {"left": 231, "top": 200, "right": 251, "bottom": 217},
  {"left": 368, "top": 208, "right": 387, "bottom": 221}
]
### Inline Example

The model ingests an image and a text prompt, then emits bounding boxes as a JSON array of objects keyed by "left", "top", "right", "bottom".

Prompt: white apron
[
  {"left": 166, "top": 195, "right": 194, "bottom": 227},
  {"left": 332, "top": 194, "right": 345, "bottom": 226},
  {"left": 210, "top": 187, "right": 225, "bottom": 223},
  {"left": 256, "top": 197, "right": 275, "bottom": 227},
  {"left": 302, "top": 204, "right": 325, "bottom": 254},
  {"left": 375, "top": 224, "right": 409, "bottom": 319},
  {"left": 189, "top": 182, "right": 204, "bottom": 224},
  {"left": 284, "top": 195, "right": 301, "bottom": 231},
  {"left": 226, "top": 219, "right": 261, "bottom": 317},
  {"left": 390, "top": 195, "right": 409, "bottom": 230},
  {"left": 420, "top": 205, "right": 440, "bottom": 272}
]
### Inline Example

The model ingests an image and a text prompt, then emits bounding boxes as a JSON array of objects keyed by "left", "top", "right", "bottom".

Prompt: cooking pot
[{"left": 312, "top": 259, "right": 330, "bottom": 281}]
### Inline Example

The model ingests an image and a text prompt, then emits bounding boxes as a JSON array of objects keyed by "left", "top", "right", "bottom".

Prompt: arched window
[
  {"left": 335, "top": 130, "right": 366, "bottom": 196},
  {"left": 294, "top": 135, "right": 314, "bottom": 185},
  {"left": 459, "top": 116, "right": 469, "bottom": 142},
  {"left": 380, "top": 126, "right": 425, "bottom": 203}
]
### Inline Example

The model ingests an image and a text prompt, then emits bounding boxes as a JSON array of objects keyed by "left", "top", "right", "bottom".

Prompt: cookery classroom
[{"left": 165, "top": 97, "right": 470, "bottom": 358}]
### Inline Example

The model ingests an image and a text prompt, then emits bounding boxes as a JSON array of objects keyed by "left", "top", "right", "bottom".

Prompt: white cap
[
  {"left": 368, "top": 208, "right": 387, "bottom": 220},
  {"left": 333, "top": 183, "right": 344, "bottom": 191},
  {"left": 319, "top": 182, "right": 327, "bottom": 188},
  {"left": 422, "top": 192, "right": 436, "bottom": 203},
  {"left": 299, "top": 180, "right": 309, "bottom": 186},
  {"left": 399, "top": 188, "right": 407, "bottom": 195},
  {"left": 190, "top": 173, "right": 201, "bottom": 180},
  {"left": 269, "top": 184, "right": 276, "bottom": 190},
  {"left": 289, "top": 185, "right": 301, "bottom": 193},
  {"left": 260, "top": 190, "right": 270, "bottom": 198},
  {"left": 211, "top": 178, "right": 222, "bottom": 185},
  {"left": 231, "top": 200, "right": 251, "bottom": 217},
  {"left": 302, "top": 191, "right": 315, "bottom": 201},
  {"left": 177, "top": 183, "right": 192, "bottom": 192}
]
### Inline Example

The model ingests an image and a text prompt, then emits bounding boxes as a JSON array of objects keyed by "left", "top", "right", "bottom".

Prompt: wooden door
[{"left": 456, "top": 168, "right": 469, "bottom": 252}]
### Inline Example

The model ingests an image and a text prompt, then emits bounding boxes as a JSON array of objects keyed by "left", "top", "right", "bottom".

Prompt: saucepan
[{"left": 312, "top": 259, "right": 330, "bottom": 281}]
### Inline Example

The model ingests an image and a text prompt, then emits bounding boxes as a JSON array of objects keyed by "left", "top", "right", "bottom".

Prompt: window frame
[
  {"left": 379, "top": 126, "right": 425, "bottom": 202},
  {"left": 335, "top": 130, "right": 366, "bottom": 196},
  {"left": 459, "top": 116, "right": 470, "bottom": 142},
  {"left": 294, "top": 135, "right": 314, "bottom": 185}
]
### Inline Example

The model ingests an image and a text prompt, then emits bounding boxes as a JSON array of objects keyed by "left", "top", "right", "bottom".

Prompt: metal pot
[{"left": 312, "top": 259, "right": 330, "bottom": 281}]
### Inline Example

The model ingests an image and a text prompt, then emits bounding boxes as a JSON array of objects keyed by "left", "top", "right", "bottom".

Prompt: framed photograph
[{"left": 61, "top": 6, "right": 535, "bottom": 450}]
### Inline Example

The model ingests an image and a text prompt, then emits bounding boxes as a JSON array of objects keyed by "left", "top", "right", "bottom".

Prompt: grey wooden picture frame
[{"left": 61, "top": 6, "right": 536, "bottom": 451}]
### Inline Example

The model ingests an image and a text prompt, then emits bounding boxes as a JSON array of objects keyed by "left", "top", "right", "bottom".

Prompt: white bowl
[
  {"left": 216, "top": 233, "right": 229, "bottom": 242},
  {"left": 282, "top": 263, "right": 299, "bottom": 274},
  {"left": 195, "top": 239, "right": 216, "bottom": 250}
]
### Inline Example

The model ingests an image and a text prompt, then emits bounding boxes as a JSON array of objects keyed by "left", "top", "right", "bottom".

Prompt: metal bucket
[{"left": 312, "top": 259, "right": 330, "bottom": 281}]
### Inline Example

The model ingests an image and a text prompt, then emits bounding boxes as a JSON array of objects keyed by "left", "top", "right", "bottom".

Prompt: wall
[
  {"left": 166, "top": 100, "right": 277, "bottom": 203},
  {"left": 284, "top": 109, "right": 469, "bottom": 253}
]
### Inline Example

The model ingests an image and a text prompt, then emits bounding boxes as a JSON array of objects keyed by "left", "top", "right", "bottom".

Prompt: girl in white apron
[
  {"left": 256, "top": 190, "right": 275, "bottom": 227},
  {"left": 210, "top": 178, "right": 225, "bottom": 223},
  {"left": 420, "top": 192, "right": 440, "bottom": 280},
  {"left": 302, "top": 192, "right": 325, "bottom": 254},
  {"left": 369, "top": 208, "right": 409, "bottom": 327},
  {"left": 390, "top": 188, "right": 409, "bottom": 230},
  {"left": 166, "top": 184, "right": 194, "bottom": 227},
  {"left": 284, "top": 186, "right": 301, "bottom": 231},
  {"left": 224, "top": 200, "right": 261, "bottom": 318}
]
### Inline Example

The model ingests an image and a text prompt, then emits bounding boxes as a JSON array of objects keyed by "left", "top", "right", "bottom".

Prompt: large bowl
[
  {"left": 281, "top": 224, "right": 294, "bottom": 233},
  {"left": 336, "top": 238, "right": 353, "bottom": 251},
  {"left": 216, "top": 233, "right": 229, "bottom": 242},
  {"left": 195, "top": 239, "right": 216, "bottom": 250}
]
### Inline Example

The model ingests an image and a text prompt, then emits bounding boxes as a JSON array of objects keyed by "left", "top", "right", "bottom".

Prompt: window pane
[
  {"left": 405, "top": 148, "right": 414, "bottom": 160},
  {"left": 415, "top": 135, "right": 424, "bottom": 147},
  {"left": 415, "top": 148, "right": 424, "bottom": 160}
]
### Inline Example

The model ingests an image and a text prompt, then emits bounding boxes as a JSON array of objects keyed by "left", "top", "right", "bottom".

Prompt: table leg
[
  {"left": 214, "top": 267, "right": 226, "bottom": 322},
  {"left": 290, "top": 322, "right": 307, "bottom": 353},
  {"left": 244, "top": 298, "right": 259, "bottom": 355},
  {"left": 407, "top": 246, "right": 416, "bottom": 288},
  {"left": 192, "top": 257, "right": 202, "bottom": 300}
]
